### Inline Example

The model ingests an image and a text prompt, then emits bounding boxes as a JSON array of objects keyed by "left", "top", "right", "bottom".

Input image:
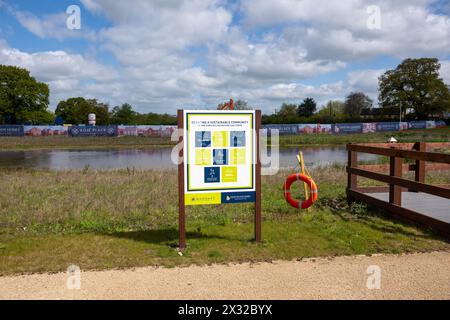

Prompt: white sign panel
[{"left": 183, "top": 110, "right": 256, "bottom": 205}]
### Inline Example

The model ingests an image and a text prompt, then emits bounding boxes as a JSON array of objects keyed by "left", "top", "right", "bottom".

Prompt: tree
[
  {"left": 93, "top": 101, "right": 110, "bottom": 125},
  {"left": 379, "top": 58, "right": 450, "bottom": 119},
  {"left": 297, "top": 98, "right": 316, "bottom": 118},
  {"left": 26, "top": 109, "right": 55, "bottom": 125},
  {"left": 135, "top": 112, "right": 177, "bottom": 125},
  {"left": 276, "top": 103, "right": 298, "bottom": 123},
  {"left": 325, "top": 100, "right": 345, "bottom": 118},
  {"left": 110, "top": 103, "right": 136, "bottom": 125},
  {"left": 314, "top": 100, "right": 346, "bottom": 122},
  {"left": 344, "top": 92, "right": 373, "bottom": 119},
  {"left": 216, "top": 99, "right": 251, "bottom": 110},
  {"left": 55, "top": 97, "right": 110, "bottom": 125},
  {"left": 234, "top": 99, "right": 250, "bottom": 110},
  {"left": 0, "top": 65, "right": 50, "bottom": 124}
]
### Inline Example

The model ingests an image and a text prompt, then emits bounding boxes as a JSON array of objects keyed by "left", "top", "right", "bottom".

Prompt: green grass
[
  {"left": 0, "top": 127, "right": 448, "bottom": 150},
  {"left": 2, "top": 217, "right": 448, "bottom": 275},
  {"left": 0, "top": 166, "right": 449, "bottom": 275}
]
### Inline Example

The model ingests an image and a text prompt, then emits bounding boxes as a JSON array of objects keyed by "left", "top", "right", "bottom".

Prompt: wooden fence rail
[{"left": 346, "top": 142, "right": 450, "bottom": 239}]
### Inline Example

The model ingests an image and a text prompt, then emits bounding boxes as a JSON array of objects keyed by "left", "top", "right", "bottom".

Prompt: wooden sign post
[
  {"left": 178, "top": 109, "right": 262, "bottom": 249},
  {"left": 254, "top": 109, "right": 262, "bottom": 243},
  {"left": 177, "top": 110, "right": 186, "bottom": 249}
]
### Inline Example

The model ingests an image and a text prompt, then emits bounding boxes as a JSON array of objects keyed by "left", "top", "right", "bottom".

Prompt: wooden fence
[{"left": 346, "top": 142, "right": 450, "bottom": 238}]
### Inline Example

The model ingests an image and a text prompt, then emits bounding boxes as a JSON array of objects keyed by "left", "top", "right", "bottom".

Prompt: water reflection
[
  {"left": 0, "top": 147, "right": 379, "bottom": 170},
  {"left": 278, "top": 146, "right": 378, "bottom": 168}
]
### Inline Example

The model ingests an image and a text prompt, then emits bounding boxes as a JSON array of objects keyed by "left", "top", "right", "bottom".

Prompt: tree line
[
  {"left": 1, "top": 58, "right": 449, "bottom": 125},
  {"left": 263, "top": 93, "right": 373, "bottom": 124},
  {"left": 264, "top": 58, "right": 450, "bottom": 124},
  {"left": 54, "top": 98, "right": 176, "bottom": 125}
]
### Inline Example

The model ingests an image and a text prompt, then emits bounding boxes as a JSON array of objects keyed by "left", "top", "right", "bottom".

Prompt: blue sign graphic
[
  {"left": 264, "top": 124, "right": 298, "bottom": 135},
  {"left": 332, "top": 123, "right": 363, "bottom": 134},
  {"left": 68, "top": 126, "right": 118, "bottom": 137},
  {"left": 213, "top": 149, "right": 228, "bottom": 165},
  {"left": 55, "top": 116, "right": 64, "bottom": 126},
  {"left": 376, "top": 122, "right": 400, "bottom": 132},
  {"left": 221, "top": 191, "right": 256, "bottom": 204},
  {"left": 409, "top": 121, "right": 427, "bottom": 129},
  {"left": 435, "top": 120, "right": 446, "bottom": 128},
  {"left": 204, "top": 167, "right": 220, "bottom": 183},
  {"left": 0, "top": 125, "right": 24, "bottom": 136},
  {"left": 195, "top": 131, "right": 211, "bottom": 147},
  {"left": 230, "top": 131, "right": 246, "bottom": 147}
]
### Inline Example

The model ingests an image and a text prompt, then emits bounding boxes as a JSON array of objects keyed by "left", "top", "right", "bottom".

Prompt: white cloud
[
  {"left": 346, "top": 69, "right": 385, "bottom": 102},
  {"left": 212, "top": 30, "right": 346, "bottom": 81},
  {"left": 242, "top": 0, "right": 450, "bottom": 61},
  {"left": 2, "top": 0, "right": 450, "bottom": 113},
  {"left": 80, "top": 0, "right": 103, "bottom": 14},
  {"left": 3, "top": 2, "right": 95, "bottom": 41},
  {"left": 0, "top": 44, "right": 117, "bottom": 82},
  {"left": 95, "top": 0, "right": 232, "bottom": 54},
  {"left": 0, "top": 41, "right": 118, "bottom": 107}
]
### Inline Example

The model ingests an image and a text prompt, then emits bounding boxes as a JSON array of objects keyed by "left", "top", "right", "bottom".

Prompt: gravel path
[{"left": 1, "top": 251, "right": 449, "bottom": 300}]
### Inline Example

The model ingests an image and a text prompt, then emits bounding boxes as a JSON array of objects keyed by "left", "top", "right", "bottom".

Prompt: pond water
[{"left": 0, "top": 146, "right": 379, "bottom": 170}]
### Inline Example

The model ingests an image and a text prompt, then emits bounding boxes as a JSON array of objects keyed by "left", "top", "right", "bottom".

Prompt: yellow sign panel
[
  {"left": 230, "top": 148, "right": 246, "bottom": 165},
  {"left": 212, "top": 131, "right": 228, "bottom": 147},
  {"left": 185, "top": 193, "right": 221, "bottom": 206},
  {"left": 222, "top": 166, "right": 237, "bottom": 182},
  {"left": 195, "top": 149, "right": 211, "bottom": 165}
]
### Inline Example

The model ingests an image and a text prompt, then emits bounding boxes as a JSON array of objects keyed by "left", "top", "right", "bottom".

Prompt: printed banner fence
[
  {"left": 24, "top": 126, "right": 68, "bottom": 136},
  {"left": 332, "top": 123, "right": 363, "bottom": 134},
  {"left": 297, "top": 124, "right": 332, "bottom": 134},
  {"left": 435, "top": 120, "right": 447, "bottom": 128},
  {"left": 68, "top": 126, "right": 119, "bottom": 137},
  {"left": 264, "top": 124, "right": 298, "bottom": 135},
  {"left": 0, "top": 125, "right": 24, "bottom": 136},
  {"left": 408, "top": 121, "right": 427, "bottom": 129},
  {"left": 0, "top": 121, "right": 446, "bottom": 137},
  {"left": 264, "top": 120, "right": 446, "bottom": 135},
  {"left": 117, "top": 125, "right": 176, "bottom": 137}
]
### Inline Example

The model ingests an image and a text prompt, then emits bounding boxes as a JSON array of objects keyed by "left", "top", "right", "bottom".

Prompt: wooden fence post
[
  {"left": 254, "top": 110, "right": 262, "bottom": 243},
  {"left": 347, "top": 146, "right": 357, "bottom": 203},
  {"left": 389, "top": 155, "right": 403, "bottom": 206},
  {"left": 177, "top": 110, "right": 186, "bottom": 250},
  {"left": 347, "top": 148, "right": 357, "bottom": 189},
  {"left": 414, "top": 142, "right": 426, "bottom": 184}
]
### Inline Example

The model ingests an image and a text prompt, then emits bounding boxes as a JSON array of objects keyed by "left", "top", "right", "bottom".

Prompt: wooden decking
[
  {"left": 369, "top": 192, "right": 450, "bottom": 223},
  {"left": 347, "top": 142, "right": 450, "bottom": 238}
]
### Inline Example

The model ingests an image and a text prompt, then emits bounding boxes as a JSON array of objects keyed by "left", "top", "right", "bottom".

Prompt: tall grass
[
  {"left": 1, "top": 166, "right": 449, "bottom": 274},
  {"left": 1, "top": 166, "right": 448, "bottom": 235}
]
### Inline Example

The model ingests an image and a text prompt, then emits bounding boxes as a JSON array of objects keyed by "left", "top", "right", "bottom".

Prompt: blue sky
[{"left": 1, "top": 0, "right": 450, "bottom": 114}]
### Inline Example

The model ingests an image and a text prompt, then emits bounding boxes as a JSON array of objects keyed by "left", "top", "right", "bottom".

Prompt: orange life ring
[{"left": 283, "top": 173, "right": 318, "bottom": 209}]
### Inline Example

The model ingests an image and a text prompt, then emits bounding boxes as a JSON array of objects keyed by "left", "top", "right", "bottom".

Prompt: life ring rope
[{"left": 283, "top": 173, "right": 318, "bottom": 209}]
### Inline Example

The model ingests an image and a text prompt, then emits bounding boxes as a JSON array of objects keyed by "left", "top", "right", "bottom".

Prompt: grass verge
[{"left": 0, "top": 166, "right": 449, "bottom": 275}]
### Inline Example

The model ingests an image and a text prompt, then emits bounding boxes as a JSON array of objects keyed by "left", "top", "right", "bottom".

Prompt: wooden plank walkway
[
  {"left": 368, "top": 192, "right": 450, "bottom": 223},
  {"left": 347, "top": 142, "right": 450, "bottom": 238}
]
